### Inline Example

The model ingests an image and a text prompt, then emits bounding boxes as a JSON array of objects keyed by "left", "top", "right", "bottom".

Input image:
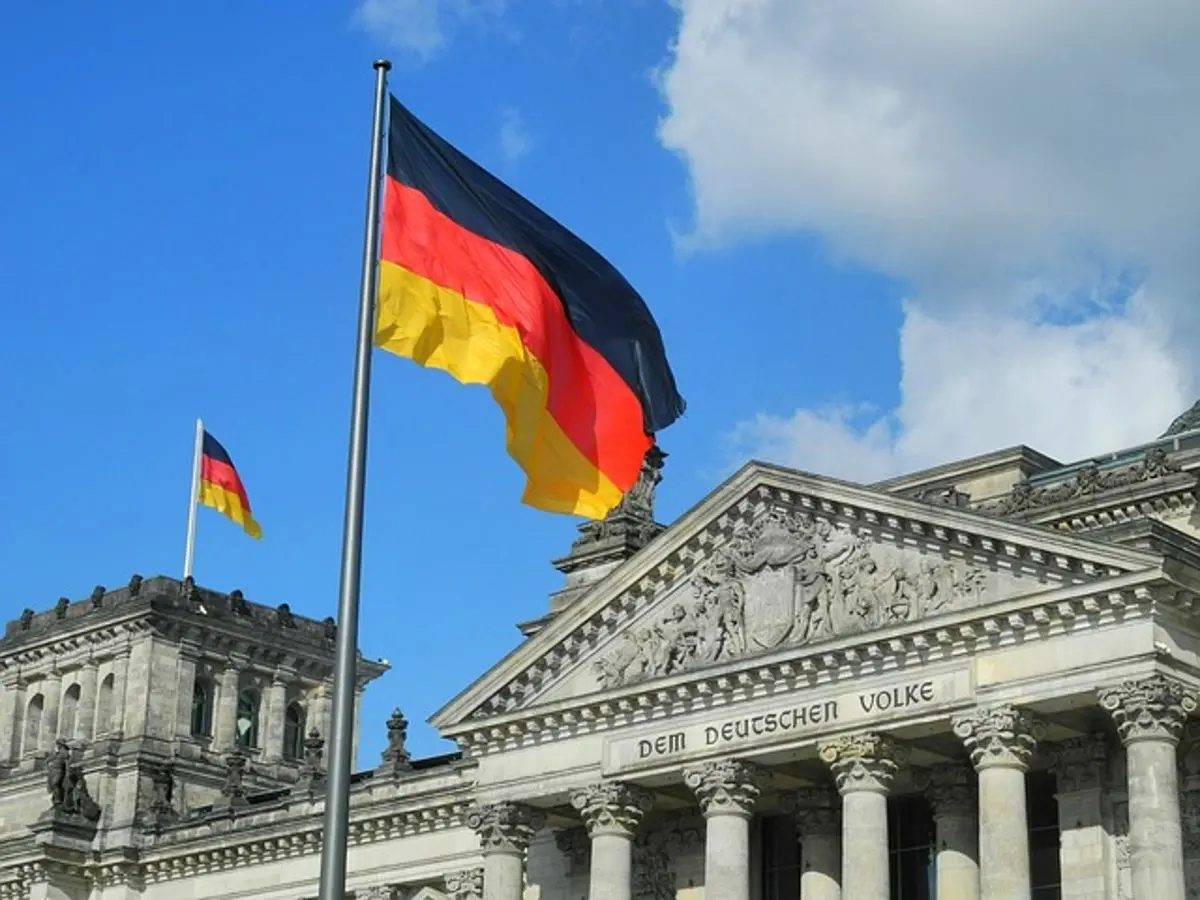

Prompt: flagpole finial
[{"left": 374, "top": 59, "right": 392, "bottom": 71}]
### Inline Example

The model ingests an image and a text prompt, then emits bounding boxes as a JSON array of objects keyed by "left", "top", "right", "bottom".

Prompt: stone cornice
[
  {"left": 442, "top": 568, "right": 1178, "bottom": 756},
  {"left": 432, "top": 471, "right": 1160, "bottom": 733},
  {"left": 1007, "top": 473, "right": 1198, "bottom": 534}
]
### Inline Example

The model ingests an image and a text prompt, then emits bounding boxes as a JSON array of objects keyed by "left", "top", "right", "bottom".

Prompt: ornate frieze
[
  {"left": 466, "top": 802, "right": 545, "bottom": 854},
  {"left": 980, "top": 448, "right": 1184, "bottom": 517},
  {"left": 952, "top": 705, "right": 1043, "bottom": 770},
  {"left": 570, "top": 781, "right": 654, "bottom": 837},
  {"left": 682, "top": 758, "right": 767, "bottom": 817},
  {"left": 925, "top": 763, "right": 975, "bottom": 816},
  {"left": 818, "top": 732, "right": 905, "bottom": 793},
  {"left": 1050, "top": 734, "right": 1108, "bottom": 793},
  {"left": 1098, "top": 675, "right": 1198, "bottom": 744},
  {"left": 444, "top": 868, "right": 484, "bottom": 900},
  {"left": 596, "top": 508, "right": 992, "bottom": 689},
  {"left": 358, "top": 885, "right": 401, "bottom": 900}
]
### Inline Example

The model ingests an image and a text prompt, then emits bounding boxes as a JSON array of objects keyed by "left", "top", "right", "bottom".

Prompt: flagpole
[
  {"left": 183, "top": 417, "right": 204, "bottom": 580},
  {"left": 318, "top": 58, "right": 391, "bottom": 900}
]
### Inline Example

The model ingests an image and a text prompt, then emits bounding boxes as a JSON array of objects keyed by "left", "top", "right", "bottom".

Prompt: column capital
[
  {"left": 1050, "top": 733, "right": 1108, "bottom": 792},
  {"left": 1098, "top": 675, "right": 1198, "bottom": 745},
  {"left": 925, "top": 762, "right": 976, "bottom": 817},
  {"left": 952, "top": 704, "right": 1043, "bottom": 771},
  {"left": 782, "top": 786, "right": 840, "bottom": 836},
  {"left": 570, "top": 781, "right": 654, "bottom": 838},
  {"left": 818, "top": 732, "right": 905, "bottom": 794},
  {"left": 682, "top": 758, "right": 767, "bottom": 819},
  {"left": 444, "top": 868, "right": 483, "bottom": 900},
  {"left": 466, "top": 801, "right": 545, "bottom": 855}
]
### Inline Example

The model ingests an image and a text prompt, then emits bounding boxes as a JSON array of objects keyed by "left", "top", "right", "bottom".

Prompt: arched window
[
  {"left": 283, "top": 702, "right": 306, "bottom": 761},
  {"left": 191, "top": 676, "right": 214, "bottom": 737},
  {"left": 95, "top": 674, "right": 114, "bottom": 736},
  {"left": 22, "top": 694, "right": 44, "bottom": 755},
  {"left": 235, "top": 688, "right": 260, "bottom": 749},
  {"left": 59, "top": 683, "right": 81, "bottom": 740}
]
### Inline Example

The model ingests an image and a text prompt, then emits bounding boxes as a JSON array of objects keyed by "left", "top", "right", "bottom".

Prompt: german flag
[
  {"left": 374, "top": 96, "right": 685, "bottom": 520},
  {"left": 198, "top": 431, "right": 262, "bottom": 539}
]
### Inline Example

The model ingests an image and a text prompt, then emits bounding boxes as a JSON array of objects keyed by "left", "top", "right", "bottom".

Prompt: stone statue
[
  {"left": 573, "top": 445, "right": 667, "bottom": 549},
  {"left": 276, "top": 603, "right": 296, "bottom": 628},
  {"left": 46, "top": 739, "right": 70, "bottom": 809},
  {"left": 90, "top": 585, "right": 106, "bottom": 608},
  {"left": 229, "top": 589, "right": 250, "bottom": 615},
  {"left": 379, "top": 708, "right": 412, "bottom": 774},
  {"left": 19, "top": 608, "right": 34, "bottom": 630},
  {"left": 54, "top": 597, "right": 69, "bottom": 620},
  {"left": 45, "top": 740, "right": 101, "bottom": 822},
  {"left": 127, "top": 573, "right": 143, "bottom": 598}
]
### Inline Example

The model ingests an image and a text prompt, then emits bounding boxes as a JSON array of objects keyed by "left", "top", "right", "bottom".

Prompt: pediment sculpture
[{"left": 596, "top": 508, "right": 988, "bottom": 688}]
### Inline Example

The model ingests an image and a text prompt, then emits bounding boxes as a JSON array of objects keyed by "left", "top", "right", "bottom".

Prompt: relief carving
[{"left": 597, "top": 508, "right": 987, "bottom": 688}]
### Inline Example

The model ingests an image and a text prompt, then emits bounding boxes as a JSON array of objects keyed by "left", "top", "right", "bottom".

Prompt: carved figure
[
  {"left": 46, "top": 739, "right": 70, "bottom": 808},
  {"left": 54, "top": 597, "right": 69, "bottom": 620},
  {"left": 127, "top": 574, "right": 143, "bottom": 598},
  {"left": 276, "top": 603, "right": 296, "bottom": 628},
  {"left": 19, "top": 609, "right": 34, "bottom": 630},
  {"left": 229, "top": 589, "right": 250, "bottom": 615},
  {"left": 596, "top": 508, "right": 989, "bottom": 688}
]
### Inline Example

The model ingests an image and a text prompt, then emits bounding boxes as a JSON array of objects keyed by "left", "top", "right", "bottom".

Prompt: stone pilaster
[
  {"left": 0, "top": 676, "right": 24, "bottom": 763},
  {"left": 467, "top": 802, "right": 545, "bottom": 900},
  {"left": 683, "top": 758, "right": 767, "bottom": 900},
  {"left": 571, "top": 782, "right": 654, "bottom": 900},
  {"left": 786, "top": 787, "right": 841, "bottom": 900},
  {"left": 953, "top": 704, "right": 1042, "bottom": 900},
  {"left": 106, "top": 650, "right": 130, "bottom": 738},
  {"left": 445, "top": 868, "right": 484, "bottom": 900},
  {"left": 1051, "top": 734, "right": 1113, "bottom": 900},
  {"left": 214, "top": 665, "right": 240, "bottom": 751},
  {"left": 172, "top": 649, "right": 198, "bottom": 741},
  {"left": 1098, "top": 675, "right": 1197, "bottom": 900},
  {"left": 820, "top": 733, "right": 904, "bottom": 900},
  {"left": 263, "top": 678, "right": 288, "bottom": 762},
  {"left": 74, "top": 662, "right": 98, "bottom": 743},
  {"left": 926, "top": 763, "right": 979, "bottom": 900},
  {"left": 39, "top": 671, "right": 62, "bottom": 751}
]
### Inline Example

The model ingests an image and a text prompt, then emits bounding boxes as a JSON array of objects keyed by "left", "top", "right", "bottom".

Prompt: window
[
  {"left": 1028, "top": 771, "right": 1062, "bottom": 900},
  {"left": 760, "top": 814, "right": 802, "bottom": 900},
  {"left": 190, "top": 676, "right": 214, "bottom": 737},
  {"left": 96, "top": 674, "right": 114, "bottom": 736},
  {"left": 284, "top": 702, "right": 307, "bottom": 761},
  {"left": 59, "top": 683, "right": 81, "bottom": 740},
  {"left": 23, "top": 694, "right": 44, "bottom": 756},
  {"left": 888, "top": 792, "right": 936, "bottom": 900},
  {"left": 235, "top": 688, "right": 260, "bottom": 748}
]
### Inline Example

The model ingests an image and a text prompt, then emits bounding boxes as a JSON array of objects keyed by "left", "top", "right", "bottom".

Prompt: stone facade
[{"left": 7, "top": 422, "right": 1200, "bottom": 899}]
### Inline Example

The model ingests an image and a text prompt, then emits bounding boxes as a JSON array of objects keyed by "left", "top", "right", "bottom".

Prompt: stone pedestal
[
  {"left": 684, "top": 758, "right": 766, "bottom": 900},
  {"left": 953, "top": 705, "right": 1042, "bottom": 900},
  {"left": 820, "top": 733, "right": 903, "bottom": 900},
  {"left": 571, "top": 782, "right": 654, "bottom": 900},
  {"left": 789, "top": 788, "right": 841, "bottom": 900},
  {"left": 926, "top": 763, "right": 979, "bottom": 900},
  {"left": 1099, "top": 676, "right": 1198, "bottom": 900},
  {"left": 467, "top": 802, "right": 545, "bottom": 900}
]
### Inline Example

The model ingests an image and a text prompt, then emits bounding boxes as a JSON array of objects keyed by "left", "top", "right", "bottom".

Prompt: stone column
[
  {"left": 263, "top": 678, "right": 288, "bottom": 762},
  {"left": 953, "top": 704, "right": 1042, "bottom": 900},
  {"left": 39, "top": 671, "right": 62, "bottom": 751},
  {"left": 571, "top": 782, "right": 654, "bottom": 900},
  {"left": 819, "top": 733, "right": 903, "bottom": 900},
  {"left": 75, "top": 661, "right": 99, "bottom": 742},
  {"left": 467, "top": 801, "right": 545, "bottom": 900},
  {"left": 214, "top": 665, "right": 240, "bottom": 750},
  {"left": 108, "top": 649, "right": 131, "bottom": 738},
  {"left": 173, "top": 649, "right": 199, "bottom": 740},
  {"left": 0, "top": 676, "right": 24, "bottom": 763},
  {"left": 926, "top": 763, "right": 979, "bottom": 900},
  {"left": 788, "top": 787, "right": 841, "bottom": 900},
  {"left": 1098, "top": 675, "right": 1198, "bottom": 900},
  {"left": 683, "top": 758, "right": 767, "bottom": 900}
]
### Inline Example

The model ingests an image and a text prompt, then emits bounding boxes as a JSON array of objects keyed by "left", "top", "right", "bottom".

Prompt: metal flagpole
[
  {"left": 317, "top": 58, "right": 391, "bottom": 900},
  {"left": 183, "top": 417, "right": 204, "bottom": 580}
]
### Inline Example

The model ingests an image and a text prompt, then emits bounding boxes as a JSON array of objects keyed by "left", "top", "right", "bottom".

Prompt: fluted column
[
  {"left": 953, "top": 705, "right": 1042, "bottom": 900},
  {"left": 926, "top": 763, "right": 979, "bottom": 900},
  {"left": 1099, "top": 676, "right": 1198, "bottom": 900},
  {"left": 467, "top": 802, "right": 545, "bottom": 900},
  {"left": 684, "top": 758, "right": 767, "bottom": 900},
  {"left": 819, "top": 733, "right": 903, "bottom": 900},
  {"left": 571, "top": 782, "right": 654, "bottom": 900},
  {"left": 788, "top": 787, "right": 841, "bottom": 900},
  {"left": 75, "top": 661, "right": 99, "bottom": 742}
]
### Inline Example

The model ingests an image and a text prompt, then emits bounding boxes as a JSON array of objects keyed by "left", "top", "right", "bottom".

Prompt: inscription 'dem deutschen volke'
[{"left": 619, "top": 678, "right": 941, "bottom": 769}]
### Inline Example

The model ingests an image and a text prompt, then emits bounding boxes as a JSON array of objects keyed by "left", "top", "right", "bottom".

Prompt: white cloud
[
  {"left": 658, "top": 0, "right": 1200, "bottom": 477},
  {"left": 353, "top": 0, "right": 505, "bottom": 59},
  {"left": 498, "top": 108, "right": 533, "bottom": 163}
]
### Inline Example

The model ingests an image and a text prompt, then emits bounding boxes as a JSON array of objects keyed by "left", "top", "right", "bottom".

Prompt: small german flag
[
  {"left": 198, "top": 431, "right": 262, "bottom": 539},
  {"left": 374, "top": 96, "right": 685, "bottom": 520}
]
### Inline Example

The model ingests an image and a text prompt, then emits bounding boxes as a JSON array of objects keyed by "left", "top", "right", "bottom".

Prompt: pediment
[{"left": 431, "top": 462, "right": 1162, "bottom": 734}]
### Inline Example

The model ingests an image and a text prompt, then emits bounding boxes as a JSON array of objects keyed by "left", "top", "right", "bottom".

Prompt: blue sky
[{"left": 2, "top": 2, "right": 1198, "bottom": 763}]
